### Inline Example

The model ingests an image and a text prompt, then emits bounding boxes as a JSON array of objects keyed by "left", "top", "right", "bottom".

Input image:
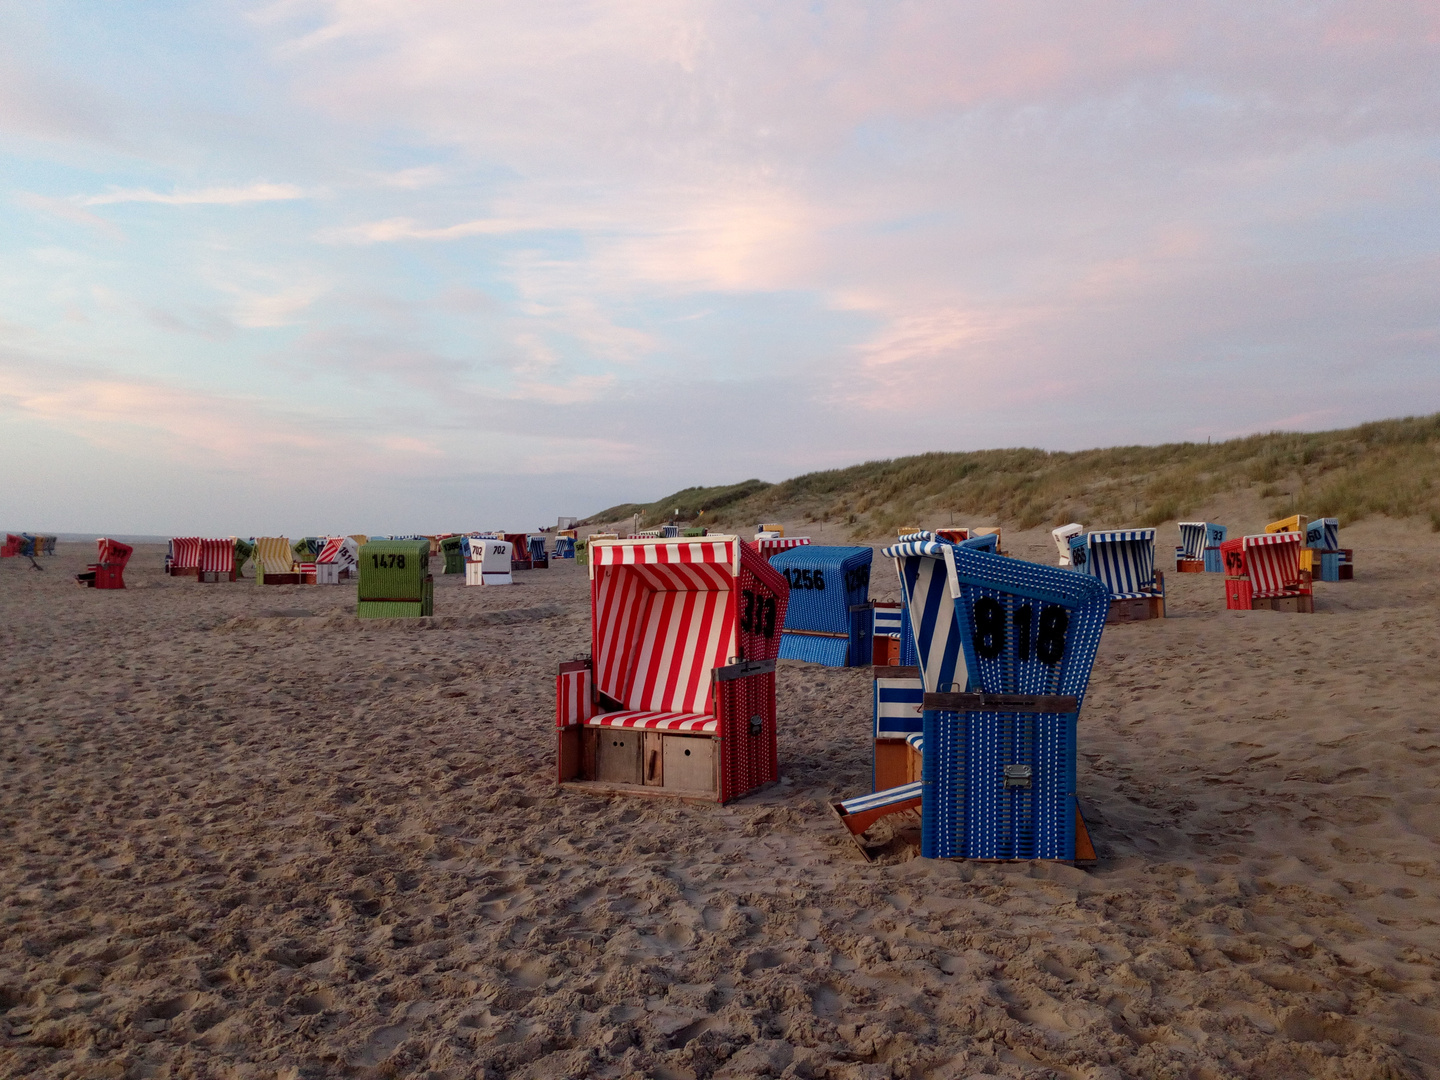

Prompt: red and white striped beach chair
[
  {"left": 1234, "top": 532, "right": 1312, "bottom": 612},
  {"left": 168, "top": 537, "right": 202, "bottom": 577},
  {"left": 557, "top": 535, "right": 789, "bottom": 803},
  {"left": 755, "top": 536, "right": 810, "bottom": 560},
  {"left": 198, "top": 538, "right": 235, "bottom": 582},
  {"left": 315, "top": 536, "right": 359, "bottom": 584}
]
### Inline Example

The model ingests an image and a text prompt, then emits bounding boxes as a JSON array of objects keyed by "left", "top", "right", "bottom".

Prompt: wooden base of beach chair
[
  {"left": 170, "top": 566, "right": 200, "bottom": 578},
  {"left": 199, "top": 570, "right": 236, "bottom": 583},
  {"left": 873, "top": 737, "right": 923, "bottom": 791},
  {"left": 835, "top": 802, "right": 1098, "bottom": 866},
  {"left": 559, "top": 727, "right": 755, "bottom": 803},
  {"left": 260, "top": 573, "right": 301, "bottom": 585},
  {"left": 1251, "top": 594, "right": 1314, "bottom": 613},
  {"left": 1176, "top": 559, "right": 1205, "bottom": 573},
  {"left": 1105, "top": 595, "right": 1165, "bottom": 623}
]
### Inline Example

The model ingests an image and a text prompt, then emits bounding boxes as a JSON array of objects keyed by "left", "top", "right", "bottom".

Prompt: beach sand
[{"left": 3, "top": 522, "right": 1439, "bottom": 1079}]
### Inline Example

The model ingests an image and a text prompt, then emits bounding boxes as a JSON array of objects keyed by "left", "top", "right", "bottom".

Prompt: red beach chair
[
  {"left": 76, "top": 538, "right": 133, "bottom": 589},
  {"left": 168, "top": 537, "right": 202, "bottom": 577},
  {"left": 557, "top": 535, "right": 789, "bottom": 803},
  {"left": 1223, "top": 533, "right": 1312, "bottom": 612}
]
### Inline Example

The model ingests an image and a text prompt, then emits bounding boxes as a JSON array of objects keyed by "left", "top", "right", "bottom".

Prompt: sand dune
[{"left": 2, "top": 526, "right": 1439, "bottom": 1079}]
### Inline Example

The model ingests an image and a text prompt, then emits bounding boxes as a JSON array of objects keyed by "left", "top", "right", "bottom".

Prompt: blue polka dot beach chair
[
  {"left": 769, "top": 546, "right": 874, "bottom": 667},
  {"left": 833, "top": 537, "right": 1109, "bottom": 863},
  {"left": 556, "top": 535, "right": 790, "bottom": 804}
]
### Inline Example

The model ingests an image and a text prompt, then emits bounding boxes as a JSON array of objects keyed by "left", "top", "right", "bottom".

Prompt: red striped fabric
[
  {"left": 171, "top": 537, "right": 202, "bottom": 569},
  {"left": 555, "top": 667, "right": 595, "bottom": 728},
  {"left": 317, "top": 537, "right": 344, "bottom": 564},
  {"left": 1244, "top": 533, "right": 1303, "bottom": 597},
  {"left": 199, "top": 538, "right": 233, "bottom": 573},
  {"left": 592, "top": 538, "right": 737, "bottom": 567},
  {"left": 587, "top": 710, "right": 717, "bottom": 733},
  {"left": 591, "top": 538, "right": 740, "bottom": 716},
  {"left": 755, "top": 537, "right": 810, "bottom": 558}
]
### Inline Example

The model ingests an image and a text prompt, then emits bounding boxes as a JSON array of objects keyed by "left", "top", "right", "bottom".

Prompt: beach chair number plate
[
  {"left": 779, "top": 564, "right": 871, "bottom": 592},
  {"left": 972, "top": 599, "right": 1069, "bottom": 664},
  {"left": 370, "top": 553, "right": 408, "bottom": 569},
  {"left": 739, "top": 589, "right": 778, "bottom": 638},
  {"left": 781, "top": 568, "right": 827, "bottom": 590}
]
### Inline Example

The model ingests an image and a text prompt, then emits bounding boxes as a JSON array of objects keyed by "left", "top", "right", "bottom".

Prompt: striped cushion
[
  {"left": 839, "top": 781, "right": 922, "bottom": 815},
  {"left": 1109, "top": 590, "right": 1160, "bottom": 601},
  {"left": 588, "top": 710, "right": 717, "bottom": 734}
]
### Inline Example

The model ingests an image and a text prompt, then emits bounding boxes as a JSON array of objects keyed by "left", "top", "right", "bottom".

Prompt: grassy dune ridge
[{"left": 584, "top": 413, "right": 1440, "bottom": 535}]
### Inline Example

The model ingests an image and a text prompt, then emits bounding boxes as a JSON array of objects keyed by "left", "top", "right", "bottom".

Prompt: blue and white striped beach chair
[
  {"left": 1177, "top": 522, "right": 1226, "bottom": 572},
  {"left": 1082, "top": 529, "right": 1166, "bottom": 621},
  {"left": 771, "top": 546, "right": 873, "bottom": 667}
]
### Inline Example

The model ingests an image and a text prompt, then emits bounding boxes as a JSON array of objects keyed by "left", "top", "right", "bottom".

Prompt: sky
[{"left": 2, "top": 2, "right": 1438, "bottom": 535}]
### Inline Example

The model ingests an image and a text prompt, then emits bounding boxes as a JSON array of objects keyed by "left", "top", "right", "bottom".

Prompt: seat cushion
[{"left": 588, "top": 710, "right": 717, "bottom": 734}]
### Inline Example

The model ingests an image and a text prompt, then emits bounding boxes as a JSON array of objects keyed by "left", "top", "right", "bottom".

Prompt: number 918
[{"left": 972, "top": 598, "right": 1068, "bottom": 665}]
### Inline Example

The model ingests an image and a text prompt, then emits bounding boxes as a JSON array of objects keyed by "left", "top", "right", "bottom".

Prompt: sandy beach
[{"left": 3, "top": 520, "right": 1440, "bottom": 1079}]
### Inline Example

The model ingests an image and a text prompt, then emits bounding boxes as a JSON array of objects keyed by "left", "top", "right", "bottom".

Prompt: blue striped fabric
[
  {"left": 839, "top": 781, "right": 922, "bottom": 815},
  {"left": 959, "top": 533, "right": 998, "bottom": 553},
  {"left": 872, "top": 604, "right": 904, "bottom": 637},
  {"left": 873, "top": 675, "right": 924, "bottom": 737},
  {"left": 554, "top": 536, "right": 576, "bottom": 558},
  {"left": 1177, "top": 522, "right": 1208, "bottom": 561},
  {"left": 1305, "top": 518, "right": 1339, "bottom": 550},
  {"left": 906, "top": 732, "right": 924, "bottom": 754},
  {"left": 882, "top": 540, "right": 967, "bottom": 693},
  {"left": 1084, "top": 530, "right": 1161, "bottom": 600}
]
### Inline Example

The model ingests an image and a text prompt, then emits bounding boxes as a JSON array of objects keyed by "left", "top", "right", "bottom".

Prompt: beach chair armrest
[{"left": 713, "top": 658, "right": 776, "bottom": 682}]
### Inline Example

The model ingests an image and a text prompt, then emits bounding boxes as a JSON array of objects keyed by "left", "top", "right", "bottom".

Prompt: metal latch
[
  {"left": 1003, "top": 764, "right": 1032, "bottom": 789},
  {"left": 748, "top": 714, "right": 763, "bottom": 736}
]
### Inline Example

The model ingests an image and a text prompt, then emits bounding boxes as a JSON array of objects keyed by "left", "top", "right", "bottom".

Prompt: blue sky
[{"left": 3, "top": 2, "right": 1438, "bottom": 534}]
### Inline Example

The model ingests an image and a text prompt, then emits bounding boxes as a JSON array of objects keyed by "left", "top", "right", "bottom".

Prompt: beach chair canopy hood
[
  {"left": 590, "top": 536, "right": 787, "bottom": 716},
  {"left": 1084, "top": 530, "right": 1159, "bottom": 600}
]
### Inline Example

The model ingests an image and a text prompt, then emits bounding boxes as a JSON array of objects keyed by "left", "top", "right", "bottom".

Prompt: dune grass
[{"left": 586, "top": 414, "right": 1440, "bottom": 535}]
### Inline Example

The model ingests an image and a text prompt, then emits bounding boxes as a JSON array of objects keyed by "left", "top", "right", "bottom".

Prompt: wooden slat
[{"left": 922, "top": 691, "right": 1079, "bottom": 714}]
